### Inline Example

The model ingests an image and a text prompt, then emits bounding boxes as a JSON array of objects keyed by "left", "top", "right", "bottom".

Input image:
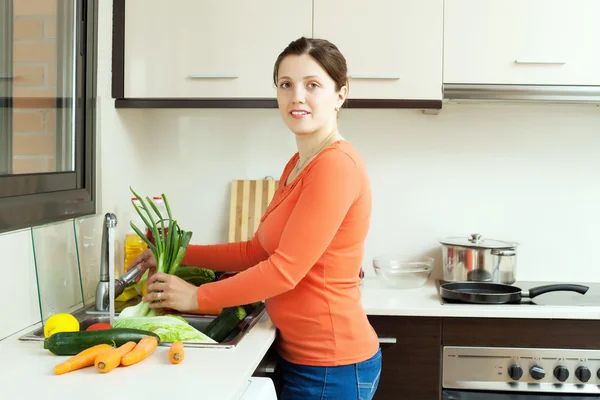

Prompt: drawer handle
[
  {"left": 188, "top": 74, "right": 239, "bottom": 79},
  {"left": 378, "top": 337, "right": 397, "bottom": 344},
  {"left": 514, "top": 60, "right": 567, "bottom": 65},
  {"left": 256, "top": 360, "right": 277, "bottom": 374},
  {"left": 349, "top": 75, "right": 401, "bottom": 80},
  {"left": 0, "top": 75, "right": 14, "bottom": 79}
]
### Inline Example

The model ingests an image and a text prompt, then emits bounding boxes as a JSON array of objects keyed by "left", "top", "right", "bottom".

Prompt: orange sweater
[{"left": 182, "top": 141, "right": 380, "bottom": 366}]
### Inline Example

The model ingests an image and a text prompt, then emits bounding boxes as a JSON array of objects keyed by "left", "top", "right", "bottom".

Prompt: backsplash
[{"left": 102, "top": 101, "right": 600, "bottom": 284}]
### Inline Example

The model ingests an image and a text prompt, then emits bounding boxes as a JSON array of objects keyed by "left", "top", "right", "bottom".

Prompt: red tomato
[{"left": 86, "top": 322, "right": 113, "bottom": 331}]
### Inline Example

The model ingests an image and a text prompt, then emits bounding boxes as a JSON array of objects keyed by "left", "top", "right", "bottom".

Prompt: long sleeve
[
  {"left": 181, "top": 234, "right": 269, "bottom": 272},
  {"left": 196, "top": 150, "right": 359, "bottom": 309}
]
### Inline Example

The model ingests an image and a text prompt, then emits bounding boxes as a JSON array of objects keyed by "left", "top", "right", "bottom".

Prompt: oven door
[{"left": 443, "top": 389, "right": 600, "bottom": 399}]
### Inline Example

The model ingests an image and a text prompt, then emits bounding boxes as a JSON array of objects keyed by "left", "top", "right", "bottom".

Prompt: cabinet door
[
  {"left": 368, "top": 316, "right": 441, "bottom": 400},
  {"left": 124, "top": 0, "right": 312, "bottom": 98},
  {"left": 444, "top": 0, "right": 600, "bottom": 85},
  {"left": 313, "top": 0, "right": 443, "bottom": 100}
]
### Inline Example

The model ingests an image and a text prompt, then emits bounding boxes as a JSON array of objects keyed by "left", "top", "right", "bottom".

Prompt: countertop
[
  {"left": 360, "top": 277, "right": 600, "bottom": 320},
  {"left": 0, "top": 311, "right": 277, "bottom": 400},
  {"left": 2, "top": 277, "right": 599, "bottom": 400}
]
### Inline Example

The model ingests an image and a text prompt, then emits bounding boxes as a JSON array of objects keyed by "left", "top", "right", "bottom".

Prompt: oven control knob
[
  {"left": 597, "top": 368, "right": 600, "bottom": 379},
  {"left": 530, "top": 365, "right": 545, "bottom": 380},
  {"left": 575, "top": 367, "right": 591, "bottom": 382},
  {"left": 508, "top": 364, "right": 523, "bottom": 380},
  {"left": 553, "top": 366, "right": 569, "bottom": 382}
]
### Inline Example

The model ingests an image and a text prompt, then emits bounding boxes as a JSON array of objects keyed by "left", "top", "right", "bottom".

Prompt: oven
[{"left": 442, "top": 346, "right": 600, "bottom": 399}]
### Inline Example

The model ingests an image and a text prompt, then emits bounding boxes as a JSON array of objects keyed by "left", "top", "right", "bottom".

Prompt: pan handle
[{"left": 528, "top": 284, "right": 589, "bottom": 299}]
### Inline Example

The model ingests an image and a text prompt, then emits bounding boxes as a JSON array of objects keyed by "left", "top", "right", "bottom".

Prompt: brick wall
[{"left": 12, "top": 0, "right": 58, "bottom": 174}]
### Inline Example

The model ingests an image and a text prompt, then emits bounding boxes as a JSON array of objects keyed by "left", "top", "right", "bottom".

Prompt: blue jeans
[{"left": 278, "top": 348, "right": 382, "bottom": 400}]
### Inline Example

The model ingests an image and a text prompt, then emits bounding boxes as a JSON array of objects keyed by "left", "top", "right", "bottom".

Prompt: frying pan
[{"left": 440, "top": 282, "right": 589, "bottom": 305}]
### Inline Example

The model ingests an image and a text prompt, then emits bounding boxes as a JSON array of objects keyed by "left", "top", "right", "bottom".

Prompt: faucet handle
[{"left": 120, "top": 264, "right": 144, "bottom": 286}]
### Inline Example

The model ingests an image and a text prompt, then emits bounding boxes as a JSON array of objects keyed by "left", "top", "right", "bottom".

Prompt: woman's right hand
[{"left": 128, "top": 248, "right": 157, "bottom": 281}]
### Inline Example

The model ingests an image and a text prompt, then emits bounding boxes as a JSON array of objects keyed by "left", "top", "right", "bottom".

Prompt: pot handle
[
  {"left": 528, "top": 284, "right": 590, "bottom": 299},
  {"left": 491, "top": 249, "right": 516, "bottom": 256}
]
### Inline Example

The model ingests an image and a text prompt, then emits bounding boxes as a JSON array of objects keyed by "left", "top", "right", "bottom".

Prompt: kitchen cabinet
[
  {"left": 112, "top": 0, "right": 442, "bottom": 109},
  {"left": 368, "top": 316, "right": 441, "bottom": 400},
  {"left": 122, "top": 0, "right": 312, "bottom": 99},
  {"left": 313, "top": 0, "right": 443, "bottom": 100},
  {"left": 443, "top": 0, "right": 600, "bottom": 86}
]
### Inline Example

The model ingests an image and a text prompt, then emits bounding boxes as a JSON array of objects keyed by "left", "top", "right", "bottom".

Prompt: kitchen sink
[{"left": 19, "top": 297, "right": 266, "bottom": 349}]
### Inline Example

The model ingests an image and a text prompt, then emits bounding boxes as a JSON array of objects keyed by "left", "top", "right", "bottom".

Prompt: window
[{"left": 0, "top": 0, "right": 96, "bottom": 233}]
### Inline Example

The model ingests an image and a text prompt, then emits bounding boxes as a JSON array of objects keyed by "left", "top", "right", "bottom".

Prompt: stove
[
  {"left": 436, "top": 280, "right": 600, "bottom": 306},
  {"left": 438, "top": 280, "right": 600, "bottom": 398}
]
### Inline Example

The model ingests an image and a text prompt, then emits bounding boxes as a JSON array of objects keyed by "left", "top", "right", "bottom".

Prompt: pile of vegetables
[
  {"left": 124, "top": 187, "right": 193, "bottom": 317},
  {"left": 48, "top": 328, "right": 185, "bottom": 375}
]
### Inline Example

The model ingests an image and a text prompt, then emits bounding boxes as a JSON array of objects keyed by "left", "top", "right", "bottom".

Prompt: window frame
[{"left": 0, "top": 0, "right": 97, "bottom": 234}]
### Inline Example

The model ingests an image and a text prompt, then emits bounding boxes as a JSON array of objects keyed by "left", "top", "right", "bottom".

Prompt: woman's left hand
[{"left": 143, "top": 272, "right": 199, "bottom": 312}]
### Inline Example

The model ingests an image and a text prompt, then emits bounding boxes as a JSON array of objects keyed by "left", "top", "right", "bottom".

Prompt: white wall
[
  {"left": 2, "top": 0, "right": 600, "bottom": 339},
  {"left": 101, "top": 103, "right": 600, "bottom": 283}
]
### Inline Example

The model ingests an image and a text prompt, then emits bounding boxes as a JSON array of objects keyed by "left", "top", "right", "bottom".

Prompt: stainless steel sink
[{"left": 19, "top": 298, "right": 266, "bottom": 349}]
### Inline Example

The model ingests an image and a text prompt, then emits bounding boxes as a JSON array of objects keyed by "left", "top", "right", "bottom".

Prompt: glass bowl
[{"left": 372, "top": 255, "right": 434, "bottom": 289}]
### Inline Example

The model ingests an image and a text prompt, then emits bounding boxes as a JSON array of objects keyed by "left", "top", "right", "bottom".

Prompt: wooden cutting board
[{"left": 228, "top": 179, "right": 279, "bottom": 242}]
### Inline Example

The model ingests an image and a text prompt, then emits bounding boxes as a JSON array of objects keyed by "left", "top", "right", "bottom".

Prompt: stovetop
[{"left": 436, "top": 280, "right": 600, "bottom": 306}]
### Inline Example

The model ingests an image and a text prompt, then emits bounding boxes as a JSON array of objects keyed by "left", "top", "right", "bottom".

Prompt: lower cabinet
[{"left": 368, "top": 315, "right": 442, "bottom": 400}]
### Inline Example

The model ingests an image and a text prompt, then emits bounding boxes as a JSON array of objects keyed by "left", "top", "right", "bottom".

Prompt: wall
[
  {"left": 104, "top": 102, "right": 600, "bottom": 283},
  {"left": 11, "top": 0, "right": 58, "bottom": 173}
]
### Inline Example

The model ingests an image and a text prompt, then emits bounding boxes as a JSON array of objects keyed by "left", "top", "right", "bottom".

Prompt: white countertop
[
  {"left": 0, "top": 311, "right": 277, "bottom": 400},
  {"left": 2, "top": 277, "right": 599, "bottom": 400},
  {"left": 360, "top": 277, "right": 600, "bottom": 320}
]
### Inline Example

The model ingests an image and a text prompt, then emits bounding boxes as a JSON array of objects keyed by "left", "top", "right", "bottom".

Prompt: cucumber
[
  {"left": 203, "top": 306, "right": 247, "bottom": 343},
  {"left": 174, "top": 266, "right": 216, "bottom": 286},
  {"left": 43, "top": 328, "right": 160, "bottom": 356}
]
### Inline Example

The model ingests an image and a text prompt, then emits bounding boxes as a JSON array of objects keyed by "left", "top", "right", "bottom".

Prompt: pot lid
[{"left": 439, "top": 233, "right": 517, "bottom": 249}]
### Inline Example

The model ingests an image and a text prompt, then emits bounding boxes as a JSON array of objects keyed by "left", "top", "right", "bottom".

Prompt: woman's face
[{"left": 276, "top": 54, "right": 347, "bottom": 136}]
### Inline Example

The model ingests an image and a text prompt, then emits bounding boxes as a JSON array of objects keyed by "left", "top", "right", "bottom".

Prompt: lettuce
[{"left": 112, "top": 315, "right": 217, "bottom": 343}]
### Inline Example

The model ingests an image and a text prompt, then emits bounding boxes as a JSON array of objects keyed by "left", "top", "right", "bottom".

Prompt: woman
[{"left": 132, "top": 37, "right": 382, "bottom": 400}]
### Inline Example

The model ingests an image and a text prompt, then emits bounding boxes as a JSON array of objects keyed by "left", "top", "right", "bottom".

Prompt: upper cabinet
[
  {"left": 443, "top": 0, "right": 600, "bottom": 86},
  {"left": 313, "top": 0, "right": 443, "bottom": 100},
  {"left": 122, "top": 0, "right": 312, "bottom": 99}
]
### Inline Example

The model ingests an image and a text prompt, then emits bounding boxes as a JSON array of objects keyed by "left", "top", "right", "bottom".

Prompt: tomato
[{"left": 86, "top": 322, "right": 113, "bottom": 331}]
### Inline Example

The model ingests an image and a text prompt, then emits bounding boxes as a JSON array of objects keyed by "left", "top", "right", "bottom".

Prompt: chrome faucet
[{"left": 95, "top": 213, "right": 143, "bottom": 311}]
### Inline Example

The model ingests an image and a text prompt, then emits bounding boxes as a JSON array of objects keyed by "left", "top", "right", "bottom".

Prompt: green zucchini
[
  {"left": 203, "top": 306, "right": 247, "bottom": 343},
  {"left": 43, "top": 328, "right": 160, "bottom": 356},
  {"left": 174, "top": 266, "right": 216, "bottom": 286}
]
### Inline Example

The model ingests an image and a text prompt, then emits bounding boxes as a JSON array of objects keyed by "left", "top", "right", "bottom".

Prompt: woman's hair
[{"left": 273, "top": 37, "right": 348, "bottom": 92}]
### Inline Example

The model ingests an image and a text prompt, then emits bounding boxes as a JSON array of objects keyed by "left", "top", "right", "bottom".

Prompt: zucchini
[
  {"left": 174, "top": 266, "right": 216, "bottom": 286},
  {"left": 43, "top": 328, "right": 160, "bottom": 356},
  {"left": 203, "top": 306, "right": 247, "bottom": 343}
]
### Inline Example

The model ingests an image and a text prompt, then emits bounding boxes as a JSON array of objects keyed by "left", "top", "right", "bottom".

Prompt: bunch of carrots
[{"left": 53, "top": 338, "right": 185, "bottom": 375}]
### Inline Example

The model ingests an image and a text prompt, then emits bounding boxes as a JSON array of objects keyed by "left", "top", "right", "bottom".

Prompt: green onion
[{"left": 126, "top": 187, "right": 194, "bottom": 316}]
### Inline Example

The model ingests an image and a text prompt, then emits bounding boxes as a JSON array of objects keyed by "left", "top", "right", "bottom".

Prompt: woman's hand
[
  {"left": 128, "top": 248, "right": 156, "bottom": 281},
  {"left": 143, "top": 272, "right": 199, "bottom": 312}
]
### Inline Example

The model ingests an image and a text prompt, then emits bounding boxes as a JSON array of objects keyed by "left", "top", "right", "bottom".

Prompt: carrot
[
  {"left": 94, "top": 341, "right": 136, "bottom": 373},
  {"left": 121, "top": 336, "right": 159, "bottom": 366},
  {"left": 53, "top": 344, "right": 113, "bottom": 375},
  {"left": 169, "top": 341, "right": 184, "bottom": 364}
]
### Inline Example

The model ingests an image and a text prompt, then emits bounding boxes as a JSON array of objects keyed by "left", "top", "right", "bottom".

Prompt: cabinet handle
[
  {"left": 378, "top": 337, "right": 397, "bottom": 344},
  {"left": 188, "top": 74, "right": 239, "bottom": 79},
  {"left": 349, "top": 75, "right": 401, "bottom": 80},
  {"left": 514, "top": 60, "right": 567, "bottom": 65}
]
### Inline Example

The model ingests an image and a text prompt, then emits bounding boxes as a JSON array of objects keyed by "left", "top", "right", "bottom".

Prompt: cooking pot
[{"left": 440, "top": 233, "right": 518, "bottom": 284}]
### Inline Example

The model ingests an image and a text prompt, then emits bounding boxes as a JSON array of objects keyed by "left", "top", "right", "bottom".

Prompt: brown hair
[{"left": 273, "top": 37, "right": 348, "bottom": 92}]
